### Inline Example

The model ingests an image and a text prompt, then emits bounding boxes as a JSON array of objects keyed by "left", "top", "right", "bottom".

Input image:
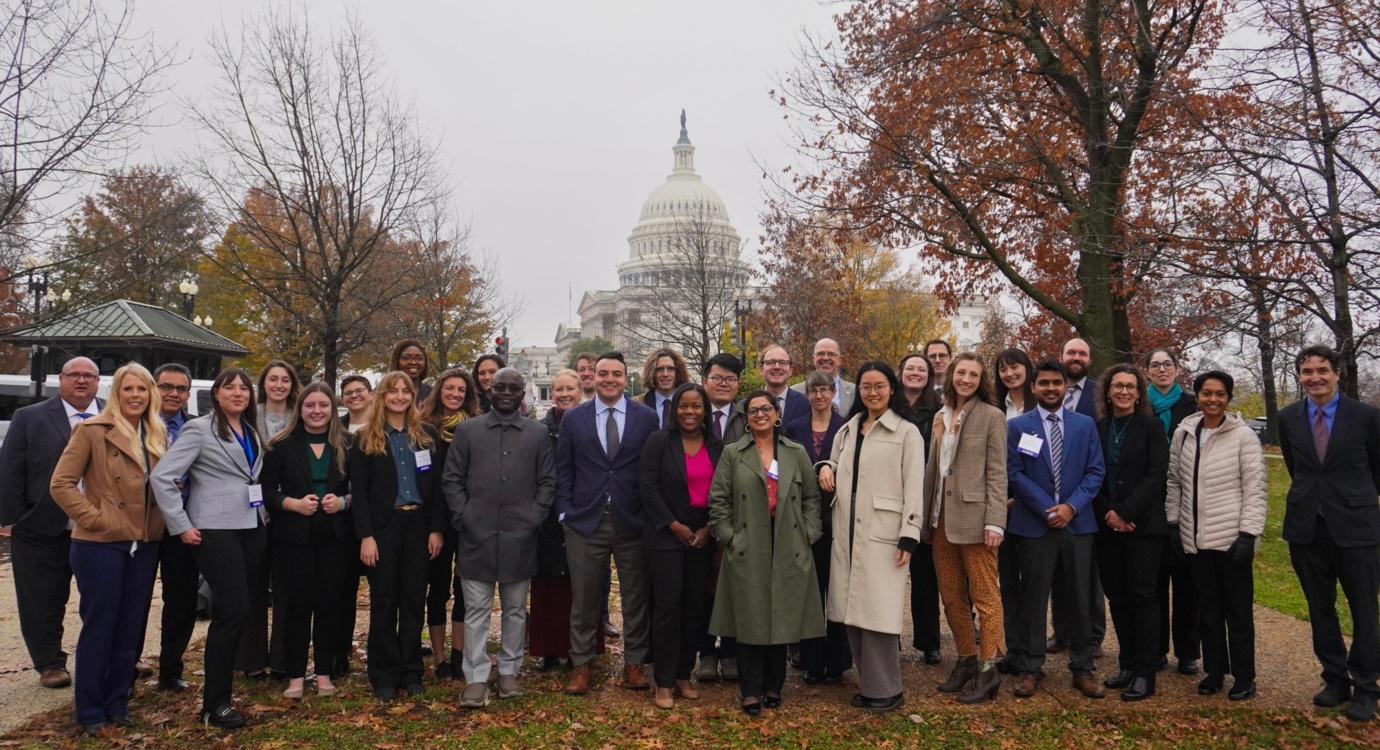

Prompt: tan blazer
[
  {"left": 920, "top": 399, "right": 1008, "bottom": 545},
  {"left": 50, "top": 413, "right": 165, "bottom": 543}
]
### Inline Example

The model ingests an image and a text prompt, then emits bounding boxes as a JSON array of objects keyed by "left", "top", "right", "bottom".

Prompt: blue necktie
[{"left": 75, "top": 412, "right": 92, "bottom": 420}]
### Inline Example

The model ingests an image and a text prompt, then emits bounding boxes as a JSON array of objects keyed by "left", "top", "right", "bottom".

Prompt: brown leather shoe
[
  {"left": 622, "top": 664, "right": 650, "bottom": 690},
  {"left": 565, "top": 664, "right": 592, "bottom": 695},
  {"left": 39, "top": 667, "right": 72, "bottom": 689},
  {"left": 1012, "top": 671, "right": 1038, "bottom": 698},
  {"left": 1073, "top": 673, "right": 1106, "bottom": 699}
]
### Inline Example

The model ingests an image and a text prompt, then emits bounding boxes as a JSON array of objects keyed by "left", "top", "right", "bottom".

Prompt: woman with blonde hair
[
  {"left": 351, "top": 371, "right": 447, "bottom": 701},
  {"left": 51, "top": 363, "right": 167, "bottom": 735}
]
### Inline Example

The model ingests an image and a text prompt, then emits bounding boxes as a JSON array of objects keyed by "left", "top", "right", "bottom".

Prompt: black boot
[
  {"left": 957, "top": 663, "right": 1001, "bottom": 704},
  {"left": 938, "top": 656, "right": 979, "bottom": 693}
]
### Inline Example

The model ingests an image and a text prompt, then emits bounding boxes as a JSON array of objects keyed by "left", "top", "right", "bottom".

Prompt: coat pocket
[{"left": 868, "top": 495, "right": 903, "bottom": 544}]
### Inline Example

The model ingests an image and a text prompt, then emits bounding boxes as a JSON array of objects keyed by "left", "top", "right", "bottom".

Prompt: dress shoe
[
  {"left": 763, "top": 693, "right": 783, "bottom": 709},
  {"left": 821, "top": 671, "right": 844, "bottom": 685},
  {"left": 39, "top": 667, "right": 72, "bottom": 689},
  {"left": 674, "top": 680, "right": 698, "bottom": 700},
  {"left": 282, "top": 684, "right": 304, "bottom": 700},
  {"left": 938, "top": 656, "right": 978, "bottom": 693},
  {"left": 315, "top": 681, "right": 337, "bottom": 697},
  {"left": 741, "top": 698, "right": 762, "bottom": 716},
  {"left": 1104, "top": 670, "right": 1134, "bottom": 689},
  {"left": 134, "top": 661, "right": 154, "bottom": 678},
  {"left": 1073, "top": 673, "right": 1105, "bottom": 699},
  {"left": 654, "top": 688, "right": 674, "bottom": 710},
  {"left": 1177, "top": 659, "right": 1200, "bottom": 675},
  {"left": 566, "top": 664, "right": 593, "bottom": 695},
  {"left": 199, "top": 705, "right": 246, "bottom": 729},
  {"left": 694, "top": 655, "right": 720, "bottom": 682},
  {"left": 460, "top": 682, "right": 490, "bottom": 708},
  {"left": 602, "top": 620, "right": 621, "bottom": 639},
  {"left": 622, "top": 664, "right": 650, "bottom": 690},
  {"left": 957, "top": 665, "right": 1000, "bottom": 704},
  {"left": 996, "top": 655, "right": 1018, "bottom": 675},
  {"left": 537, "top": 656, "right": 561, "bottom": 673},
  {"left": 790, "top": 653, "right": 805, "bottom": 670},
  {"left": 497, "top": 674, "right": 522, "bottom": 699},
  {"left": 244, "top": 669, "right": 271, "bottom": 681},
  {"left": 720, "top": 657, "right": 740, "bottom": 681},
  {"left": 861, "top": 693, "right": 904, "bottom": 713},
  {"left": 158, "top": 677, "right": 191, "bottom": 692},
  {"left": 1228, "top": 680, "right": 1256, "bottom": 701},
  {"left": 1121, "top": 677, "right": 1154, "bottom": 702},
  {"left": 1197, "top": 674, "right": 1224, "bottom": 696},
  {"left": 1092, "top": 644, "right": 1105, "bottom": 659},
  {"left": 851, "top": 692, "right": 867, "bottom": 707},
  {"left": 1013, "top": 671, "right": 1039, "bottom": 698},
  {"left": 403, "top": 683, "right": 425, "bottom": 699},
  {"left": 923, "top": 650, "right": 942, "bottom": 665},
  {"left": 107, "top": 714, "right": 134, "bottom": 728},
  {"left": 373, "top": 686, "right": 397, "bottom": 702},
  {"left": 1045, "top": 637, "right": 1067, "bottom": 653},
  {"left": 803, "top": 671, "right": 823, "bottom": 685},
  {"left": 1347, "top": 692, "right": 1377, "bottom": 722},
  {"left": 80, "top": 722, "right": 106, "bottom": 736},
  {"left": 1314, "top": 682, "right": 1352, "bottom": 708}
]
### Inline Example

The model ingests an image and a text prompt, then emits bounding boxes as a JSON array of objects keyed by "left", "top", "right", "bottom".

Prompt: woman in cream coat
[{"left": 819, "top": 361, "right": 924, "bottom": 714}]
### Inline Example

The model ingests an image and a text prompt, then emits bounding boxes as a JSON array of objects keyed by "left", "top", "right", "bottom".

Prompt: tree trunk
[{"left": 1253, "top": 285, "right": 1280, "bottom": 445}]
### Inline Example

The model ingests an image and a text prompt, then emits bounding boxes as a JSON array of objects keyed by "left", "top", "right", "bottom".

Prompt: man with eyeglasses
[
  {"left": 758, "top": 345, "right": 809, "bottom": 425},
  {"left": 340, "top": 375, "right": 374, "bottom": 433},
  {"left": 694, "top": 352, "right": 746, "bottom": 682},
  {"left": 0, "top": 356, "right": 104, "bottom": 689},
  {"left": 791, "top": 339, "right": 855, "bottom": 415},
  {"left": 639, "top": 349, "right": 689, "bottom": 428},
  {"left": 926, "top": 340, "right": 953, "bottom": 392}
]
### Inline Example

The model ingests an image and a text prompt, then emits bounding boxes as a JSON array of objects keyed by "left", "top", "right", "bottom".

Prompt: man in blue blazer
[
  {"left": 758, "top": 345, "right": 810, "bottom": 426},
  {"left": 1005, "top": 358, "right": 1106, "bottom": 700},
  {"left": 1279, "top": 345, "right": 1380, "bottom": 722},
  {"left": 555, "top": 352, "right": 659, "bottom": 695}
]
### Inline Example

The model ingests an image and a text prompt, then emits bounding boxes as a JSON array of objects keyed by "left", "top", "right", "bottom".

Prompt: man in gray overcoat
[{"left": 443, "top": 368, "right": 556, "bottom": 707}]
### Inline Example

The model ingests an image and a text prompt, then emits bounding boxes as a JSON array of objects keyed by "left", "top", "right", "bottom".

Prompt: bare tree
[
  {"left": 186, "top": 6, "right": 451, "bottom": 385},
  {"left": 619, "top": 205, "right": 748, "bottom": 368}
]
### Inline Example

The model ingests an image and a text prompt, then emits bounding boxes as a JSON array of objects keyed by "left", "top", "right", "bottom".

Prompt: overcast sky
[{"left": 126, "top": 0, "right": 840, "bottom": 349}]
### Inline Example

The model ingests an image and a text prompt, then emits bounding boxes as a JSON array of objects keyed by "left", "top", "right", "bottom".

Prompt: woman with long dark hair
[
  {"left": 390, "top": 339, "right": 432, "bottom": 403},
  {"left": 150, "top": 368, "right": 263, "bottom": 729},
  {"left": 993, "top": 347, "right": 1035, "bottom": 675},
  {"left": 255, "top": 360, "right": 301, "bottom": 441},
  {"left": 472, "top": 354, "right": 505, "bottom": 413},
  {"left": 261, "top": 382, "right": 353, "bottom": 700},
  {"left": 897, "top": 352, "right": 942, "bottom": 665}
]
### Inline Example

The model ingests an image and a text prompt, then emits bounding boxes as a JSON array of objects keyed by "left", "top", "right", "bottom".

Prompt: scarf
[
  {"left": 440, "top": 411, "right": 466, "bottom": 442},
  {"left": 1148, "top": 383, "right": 1183, "bottom": 434}
]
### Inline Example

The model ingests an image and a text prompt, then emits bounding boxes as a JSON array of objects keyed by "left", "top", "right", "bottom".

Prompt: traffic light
[{"left": 495, "top": 334, "right": 508, "bottom": 361}]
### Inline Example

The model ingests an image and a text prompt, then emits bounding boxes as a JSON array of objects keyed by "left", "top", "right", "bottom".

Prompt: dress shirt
[
  {"left": 766, "top": 387, "right": 789, "bottom": 417},
  {"left": 162, "top": 411, "right": 187, "bottom": 444},
  {"left": 1005, "top": 394, "right": 1024, "bottom": 420},
  {"left": 1034, "top": 403, "right": 1076, "bottom": 514},
  {"left": 1065, "top": 377, "right": 1089, "bottom": 411},
  {"left": 711, "top": 404, "right": 732, "bottom": 438},
  {"left": 63, "top": 399, "right": 97, "bottom": 429},
  {"left": 386, "top": 425, "right": 423, "bottom": 507},
  {"left": 833, "top": 375, "right": 844, "bottom": 410},
  {"left": 1306, "top": 391, "right": 1341, "bottom": 433},
  {"left": 596, "top": 397, "right": 627, "bottom": 454},
  {"left": 654, "top": 392, "right": 673, "bottom": 427}
]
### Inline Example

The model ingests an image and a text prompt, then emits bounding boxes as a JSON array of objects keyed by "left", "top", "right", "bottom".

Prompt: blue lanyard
[{"left": 231, "top": 425, "right": 256, "bottom": 469}]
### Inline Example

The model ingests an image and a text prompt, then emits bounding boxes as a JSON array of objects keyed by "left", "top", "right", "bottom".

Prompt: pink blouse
[{"left": 686, "top": 447, "right": 713, "bottom": 509}]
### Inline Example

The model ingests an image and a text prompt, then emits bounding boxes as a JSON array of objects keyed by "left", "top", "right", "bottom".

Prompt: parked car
[
  {"left": 0, "top": 373, "right": 215, "bottom": 447},
  {"left": 1248, "top": 416, "right": 1270, "bottom": 443}
]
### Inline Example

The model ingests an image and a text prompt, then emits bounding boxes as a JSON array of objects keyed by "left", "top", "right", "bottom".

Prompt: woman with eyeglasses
[
  {"left": 390, "top": 339, "right": 432, "bottom": 404},
  {"left": 708, "top": 390, "right": 823, "bottom": 715},
  {"left": 897, "top": 353, "right": 942, "bottom": 665},
  {"left": 1093, "top": 364, "right": 1169, "bottom": 701},
  {"left": 1144, "top": 348, "right": 1201, "bottom": 676},
  {"left": 783, "top": 371, "right": 850, "bottom": 684},
  {"left": 818, "top": 362, "right": 924, "bottom": 714}
]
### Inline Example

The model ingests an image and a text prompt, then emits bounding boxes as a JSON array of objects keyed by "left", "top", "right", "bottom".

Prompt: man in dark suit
[
  {"left": 555, "top": 352, "right": 658, "bottom": 695},
  {"left": 640, "top": 348, "right": 690, "bottom": 428},
  {"left": 1049, "top": 336, "right": 1107, "bottom": 655},
  {"left": 151, "top": 364, "right": 198, "bottom": 692},
  {"left": 758, "top": 345, "right": 809, "bottom": 426},
  {"left": 1005, "top": 358, "right": 1106, "bottom": 700},
  {"left": 1279, "top": 345, "right": 1380, "bottom": 722},
  {"left": 0, "top": 356, "right": 103, "bottom": 688}
]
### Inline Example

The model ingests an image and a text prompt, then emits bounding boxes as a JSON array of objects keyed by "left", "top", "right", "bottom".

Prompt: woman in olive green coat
[{"left": 709, "top": 390, "right": 825, "bottom": 715}]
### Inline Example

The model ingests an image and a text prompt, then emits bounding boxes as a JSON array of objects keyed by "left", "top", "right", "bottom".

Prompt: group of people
[{"left": 1, "top": 333, "right": 1377, "bottom": 734}]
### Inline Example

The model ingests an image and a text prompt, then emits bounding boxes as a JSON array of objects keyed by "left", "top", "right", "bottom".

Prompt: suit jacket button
[{"left": 118, "top": 503, "right": 125, "bottom": 509}]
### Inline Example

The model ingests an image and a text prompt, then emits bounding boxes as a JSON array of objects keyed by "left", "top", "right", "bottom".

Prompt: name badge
[
  {"left": 766, "top": 459, "right": 779, "bottom": 481},
  {"left": 415, "top": 449, "right": 433, "bottom": 472},
  {"left": 247, "top": 483, "right": 264, "bottom": 508},
  {"left": 1017, "top": 432, "right": 1044, "bottom": 457}
]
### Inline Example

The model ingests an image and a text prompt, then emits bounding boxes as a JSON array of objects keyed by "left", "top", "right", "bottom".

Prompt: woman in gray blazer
[{"left": 151, "top": 368, "right": 264, "bottom": 730}]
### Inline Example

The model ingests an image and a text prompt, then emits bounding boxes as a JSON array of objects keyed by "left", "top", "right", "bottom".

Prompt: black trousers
[
  {"left": 1052, "top": 549, "right": 1107, "bottom": 645},
  {"left": 365, "top": 509, "right": 430, "bottom": 690},
  {"left": 909, "top": 539, "right": 941, "bottom": 652},
  {"left": 1097, "top": 532, "right": 1162, "bottom": 678},
  {"left": 1009, "top": 529, "right": 1095, "bottom": 674},
  {"left": 158, "top": 530, "right": 201, "bottom": 683},
  {"left": 1290, "top": 516, "right": 1380, "bottom": 696},
  {"left": 738, "top": 643, "right": 788, "bottom": 699},
  {"left": 1194, "top": 549, "right": 1255, "bottom": 683},
  {"left": 800, "top": 528, "right": 852, "bottom": 677},
  {"left": 272, "top": 524, "right": 349, "bottom": 678},
  {"left": 193, "top": 524, "right": 266, "bottom": 713},
  {"left": 10, "top": 525, "right": 72, "bottom": 672},
  {"left": 998, "top": 531, "right": 1022, "bottom": 655},
  {"left": 425, "top": 531, "right": 456, "bottom": 628},
  {"left": 1157, "top": 547, "right": 1200, "bottom": 662},
  {"left": 234, "top": 545, "right": 286, "bottom": 673},
  {"left": 645, "top": 544, "right": 713, "bottom": 688},
  {"left": 338, "top": 542, "right": 364, "bottom": 668}
]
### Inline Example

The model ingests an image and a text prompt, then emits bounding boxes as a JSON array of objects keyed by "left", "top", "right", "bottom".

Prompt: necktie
[
  {"left": 1313, "top": 408, "right": 1330, "bottom": 464},
  {"left": 75, "top": 412, "right": 92, "bottom": 420},
  {"left": 1047, "top": 413, "right": 1064, "bottom": 498},
  {"left": 713, "top": 411, "right": 724, "bottom": 440},
  {"left": 605, "top": 407, "right": 620, "bottom": 458},
  {"left": 660, "top": 399, "right": 670, "bottom": 428},
  {"left": 777, "top": 396, "right": 786, "bottom": 418},
  {"left": 1064, "top": 384, "right": 1079, "bottom": 411}
]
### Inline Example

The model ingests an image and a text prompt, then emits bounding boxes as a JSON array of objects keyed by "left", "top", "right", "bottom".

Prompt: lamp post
[
  {"left": 734, "top": 298, "right": 753, "bottom": 360},
  {"left": 178, "top": 278, "right": 199, "bottom": 318}
]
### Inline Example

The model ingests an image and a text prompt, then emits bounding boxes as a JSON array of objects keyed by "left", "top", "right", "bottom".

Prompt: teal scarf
[{"left": 1148, "top": 383, "right": 1183, "bottom": 434}]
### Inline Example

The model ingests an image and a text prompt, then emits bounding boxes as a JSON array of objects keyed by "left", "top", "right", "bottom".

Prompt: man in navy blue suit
[
  {"left": 1005, "top": 358, "right": 1106, "bottom": 700},
  {"left": 758, "top": 345, "right": 810, "bottom": 426},
  {"left": 555, "top": 352, "right": 659, "bottom": 695}
]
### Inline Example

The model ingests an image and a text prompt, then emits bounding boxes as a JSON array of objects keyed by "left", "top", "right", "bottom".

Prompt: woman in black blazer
[
  {"left": 639, "top": 382, "right": 721, "bottom": 709},
  {"left": 897, "top": 353, "right": 943, "bottom": 664},
  {"left": 1094, "top": 363, "right": 1169, "bottom": 702},
  {"left": 350, "top": 371, "right": 446, "bottom": 702},
  {"left": 782, "top": 371, "right": 850, "bottom": 684},
  {"left": 261, "top": 382, "right": 352, "bottom": 700}
]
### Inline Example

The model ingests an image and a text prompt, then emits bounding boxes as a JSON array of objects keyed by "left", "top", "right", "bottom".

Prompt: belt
[{"left": 394, "top": 503, "right": 421, "bottom": 511}]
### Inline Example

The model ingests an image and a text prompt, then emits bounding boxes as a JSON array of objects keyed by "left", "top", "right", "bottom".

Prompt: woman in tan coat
[
  {"left": 50, "top": 363, "right": 167, "bottom": 735},
  {"left": 921, "top": 353, "right": 1008, "bottom": 703},
  {"left": 819, "top": 362, "right": 924, "bottom": 714}
]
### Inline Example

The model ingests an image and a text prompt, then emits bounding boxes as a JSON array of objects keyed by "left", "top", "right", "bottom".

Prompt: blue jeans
[{"left": 70, "top": 539, "right": 159, "bottom": 725}]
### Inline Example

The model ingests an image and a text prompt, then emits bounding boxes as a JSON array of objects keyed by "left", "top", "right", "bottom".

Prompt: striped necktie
[{"left": 1047, "top": 413, "right": 1064, "bottom": 498}]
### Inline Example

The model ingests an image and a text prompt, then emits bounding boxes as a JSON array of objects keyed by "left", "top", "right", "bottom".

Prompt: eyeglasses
[
  {"left": 62, "top": 372, "right": 98, "bottom": 381},
  {"left": 342, "top": 388, "right": 369, "bottom": 398},
  {"left": 399, "top": 354, "right": 427, "bottom": 363},
  {"left": 706, "top": 375, "right": 739, "bottom": 386},
  {"left": 807, "top": 387, "right": 835, "bottom": 396},
  {"left": 157, "top": 383, "right": 191, "bottom": 394},
  {"left": 489, "top": 384, "right": 524, "bottom": 394},
  {"left": 814, "top": 351, "right": 839, "bottom": 359},
  {"left": 1109, "top": 383, "right": 1139, "bottom": 392},
  {"left": 653, "top": 366, "right": 678, "bottom": 374},
  {"left": 745, "top": 405, "right": 776, "bottom": 416},
  {"left": 1147, "top": 361, "right": 1175, "bottom": 370},
  {"left": 858, "top": 384, "right": 890, "bottom": 394},
  {"left": 760, "top": 359, "right": 791, "bottom": 368}
]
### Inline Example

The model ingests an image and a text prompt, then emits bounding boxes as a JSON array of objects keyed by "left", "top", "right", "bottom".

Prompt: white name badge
[
  {"left": 766, "top": 459, "right": 779, "bottom": 481},
  {"left": 247, "top": 483, "right": 264, "bottom": 508},
  {"left": 415, "top": 449, "right": 433, "bottom": 471},
  {"left": 1017, "top": 433, "right": 1044, "bottom": 458}
]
